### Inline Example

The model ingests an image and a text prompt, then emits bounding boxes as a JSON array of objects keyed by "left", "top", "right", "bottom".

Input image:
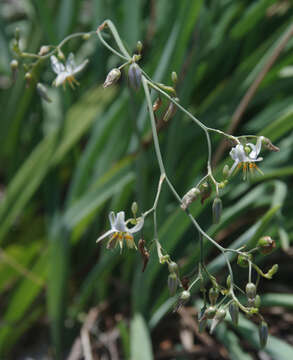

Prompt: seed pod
[
  {"left": 205, "top": 306, "right": 217, "bottom": 319},
  {"left": 212, "top": 197, "right": 222, "bottom": 224},
  {"left": 209, "top": 287, "right": 219, "bottom": 306},
  {"left": 246, "top": 283, "right": 256, "bottom": 299},
  {"left": 168, "top": 273, "right": 178, "bottom": 296},
  {"left": 103, "top": 68, "right": 121, "bottom": 88},
  {"left": 162, "top": 102, "right": 176, "bottom": 122},
  {"left": 36, "top": 83, "right": 52, "bottom": 103},
  {"left": 229, "top": 301, "right": 239, "bottom": 325},
  {"left": 259, "top": 321, "right": 269, "bottom": 348},
  {"left": 237, "top": 253, "right": 252, "bottom": 268},
  {"left": 210, "top": 308, "right": 226, "bottom": 334},
  {"left": 257, "top": 236, "right": 276, "bottom": 255},
  {"left": 128, "top": 63, "right": 141, "bottom": 91}
]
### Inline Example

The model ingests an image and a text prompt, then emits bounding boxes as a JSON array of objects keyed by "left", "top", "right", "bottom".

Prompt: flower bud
[
  {"left": 257, "top": 236, "right": 275, "bottom": 255},
  {"left": 131, "top": 201, "right": 138, "bottom": 216},
  {"left": 162, "top": 102, "right": 176, "bottom": 122},
  {"left": 205, "top": 306, "right": 216, "bottom": 319},
  {"left": 136, "top": 41, "right": 143, "bottom": 54},
  {"left": 36, "top": 83, "right": 52, "bottom": 103},
  {"left": 10, "top": 59, "right": 19, "bottom": 82},
  {"left": 168, "top": 261, "right": 178, "bottom": 274},
  {"left": 223, "top": 164, "right": 230, "bottom": 178},
  {"left": 83, "top": 33, "right": 91, "bottom": 40},
  {"left": 259, "top": 321, "right": 269, "bottom": 348},
  {"left": 209, "top": 287, "right": 219, "bottom": 306},
  {"left": 212, "top": 197, "right": 222, "bottom": 224},
  {"left": 210, "top": 308, "right": 226, "bottom": 334},
  {"left": 246, "top": 282, "right": 256, "bottom": 299},
  {"left": 180, "top": 290, "right": 190, "bottom": 301},
  {"left": 25, "top": 72, "right": 32, "bottom": 87},
  {"left": 171, "top": 71, "right": 178, "bottom": 84},
  {"left": 168, "top": 273, "right": 178, "bottom": 296},
  {"left": 226, "top": 275, "right": 231, "bottom": 289},
  {"left": 128, "top": 63, "right": 141, "bottom": 91},
  {"left": 254, "top": 295, "right": 261, "bottom": 308},
  {"left": 237, "top": 253, "right": 252, "bottom": 268},
  {"left": 229, "top": 301, "right": 239, "bottom": 325},
  {"left": 200, "top": 182, "right": 212, "bottom": 205},
  {"left": 103, "top": 68, "right": 121, "bottom": 88},
  {"left": 57, "top": 48, "right": 65, "bottom": 61},
  {"left": 181, "top": 187, "right": 200, "bottom": 210},
  {"left": 38, "top": 45, "right": 50, "bottom": 56}
]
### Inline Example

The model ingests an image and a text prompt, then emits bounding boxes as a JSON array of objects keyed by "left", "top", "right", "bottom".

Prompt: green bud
[
  {"left": 205, "top": 306, "right": 216, "bottom": 319},
  {"left": 168, "top": 261, "right": 178, "bottom": 274},
  {"left": 128, "top": 63, "right": 142, "bottom": 91},
  {"left": 103, "top": 68, "right": 121, "bottom": 88},
  {"left": 259, "top": 321, "right": 269, "bottom": 348},
  {"left": 180, "top": 290, "right": 190, "bottom": 301},
  {"left": 82, "top": 33, "right": 91, "bottom": 40},
  {"left": 131, "top": 201, "right": 138, "bottom": 216},
  {"left": 209, "top": 287, "right": 219, "bottom": 306},
  {"left": 38, "top": 45, "right": 50, "bottom": 56},
  {"left": 171, "top": 71, "right": 178, "bottom": 84},
  {"left": 257, "top": 236, "right": 275, "bottom": 255},
  {"left": 229, "top": 301, "right": 239, "bottom": 325},
  {"left": 254, "top": 295, "right": 261, "bottom": 308},
  {"left": 226, "top": 275, "right": 231, "bottom": 288},
  {"left": 168, "top": 273, "right": 178, "bottom": 296},
  {"left": 57, "top": 48, "right": 65, "bottom": 60},
  {"left": 246, "top": 282, "right": 256, "bottom": 299},
  {"left": 36, "top": 83, "right": 52, "bottom": 103},
  {"left": 244, "top": 146, "right": 251, "bottom": 155},
  {"left": 212, "top": 197, "right": 222, "bottom": 224},
  {"left": 223, "top": 164, "right": 230, "bottom": 178},
  {"left": 136, "top": 41, "right": 143, "bottom": 54},
  {"left": 10, "top": 59, "right": 19, "bottom": 82},
  {"left": 25, "top": 72, "right": 32, "bottom": 87},
  {"left": 237, "top": 253, "right": 252, "bottom": 268}
]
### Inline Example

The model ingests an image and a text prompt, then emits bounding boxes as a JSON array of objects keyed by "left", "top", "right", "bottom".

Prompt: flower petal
[
  {"left": 96, "top": 229, "right": 115, "bottom": 243},
  {"left": 115, "top": 211, "right": 127, "bottom": 232},
  {"left": 72, "top": 59, "right": 89, "bottom": 76},
  {"left": 228, "top": 160, "right": 239, "bottom": 176},
  {"left": 66, "top": 53, "right": 76, "bottom": 72},
  {"left": 54, "top": 72, "right": 69, "bottom": 87},
  {"left": 51, "top": 55, "right": 65, "bottom": 74},
  {"left": 108, "top": 211, "right": 116, "bottom": 229}
]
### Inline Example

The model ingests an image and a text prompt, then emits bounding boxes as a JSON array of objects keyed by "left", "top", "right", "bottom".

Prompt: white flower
[
  {"left": 229, "top": 136, "right": 264, "bottom": 178},
  {"left": 50, "top": 53, "right": 88, "bottom": 88},
  {"left": 96, "top": 211, "right": 144, "bottom": 250}
]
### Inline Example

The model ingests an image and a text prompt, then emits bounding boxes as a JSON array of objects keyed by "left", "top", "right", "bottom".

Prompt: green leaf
[{"left": 130, "top": 313, "right": 154, "bottom": 360}]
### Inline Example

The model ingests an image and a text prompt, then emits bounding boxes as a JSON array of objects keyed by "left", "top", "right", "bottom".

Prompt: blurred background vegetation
[{"left": 0, "top": 0, "right": 293, "bottom": 359}]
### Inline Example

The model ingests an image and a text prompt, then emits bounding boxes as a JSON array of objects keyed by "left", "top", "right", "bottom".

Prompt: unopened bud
[
  {"left": 10, "top": 59, "right": 19, "bottom": 82},
  {"left": 25, "top": 72, "right": 32, "bottom": 87},
  {"left": 223, "top": 164, "right": 230, "bottom": 178},
  {"left": 128, "top": 63, "right": 141, "bottom": 91},
  {"left": 38, "top": 45, "right": 50, "bottom": 56},
  {"left": 136, "top": 41, "right": 143, "bottom": 54},
  {"left": 226, "top": 275, "right": 231, "bottom": 289},
  {"left": 171, "top": 71, "right": 178, "bottom": 84},
  {"left": 209, "top": 287, "right": 219, "bottom": 305},
  {"left": 259, "top": 321, "right": 269, "bottom": 348},
  {"left": 181, "top": 187, "right": 200, "bottom": 210},
  {"left": 82, "top": 33, "right": 91, "bottom": 40},
  {"left": 103, "top": 68, "right": 121, "bottom": 88},
  {"left": 200, "top": 182, "right": 212, "bottom": 205},
  {"left": 212, "top": 197, "right": 222, "bottom": 224},
  {"left": 131, "top": 201, "right": 138, "bottom": 216},
  {"left": 180, "top": 290, "right": 190, "bottom": 301},
  {"left": 173, "top": 290, "right": 190, "bottom": 312},
  {"left": 168, "top": 261, "right": 178, "bottom": 274},
  {"left": 36, "top": 83, "right": 52, "bottom": 103},
  {"left": 210, "top": 308, "right": 226, "bottom": 334},
  {"left": 205, "top": 306, "right": 216, "bottom": 319},
  {"left": 168, "top": 273, "right": 178, "bottom": 296},
  {"left": 237, "top": 253, "right": 252, "bottom": 268},
  {"left": 57, "top": 48, "right": 65, "bottom": 61},
  {"left": 229, "top": 301, "right": 239, "bottom": 325},
  {"left": 254, "top": 295, "right": 261, "bottom": 308},
  {"left": 246, "top": 282, "right": 256, "bottom": 299},
  {"left": 163, "top": 101, "right": 176, "bottom": 122},
  {"left": 257, "top": 236, "right": 275, "bottom": 255}
]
